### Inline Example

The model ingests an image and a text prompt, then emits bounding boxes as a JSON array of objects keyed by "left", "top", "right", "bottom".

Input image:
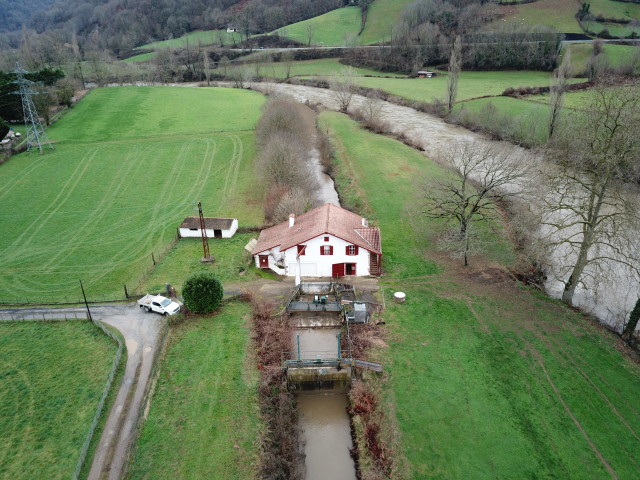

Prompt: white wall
[{"left": 179, "top": 219, "right": 238, "bottom": 238}]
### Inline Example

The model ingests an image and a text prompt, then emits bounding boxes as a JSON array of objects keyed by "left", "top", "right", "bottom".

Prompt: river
[{"left": 252, "top": 82, "right": 640, "bottom": 332}]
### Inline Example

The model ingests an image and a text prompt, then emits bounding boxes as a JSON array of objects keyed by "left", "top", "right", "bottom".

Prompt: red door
[
  {"left": 332, "top": 263, "right": 345, "bottom": 277},
  {"left": 259, "top": 255, "right": 269, "bottom": 268}
]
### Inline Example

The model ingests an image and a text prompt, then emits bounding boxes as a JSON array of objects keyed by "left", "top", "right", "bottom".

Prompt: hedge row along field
[{"left": 0, "top": 86, "right": 265, "bottom": 302}]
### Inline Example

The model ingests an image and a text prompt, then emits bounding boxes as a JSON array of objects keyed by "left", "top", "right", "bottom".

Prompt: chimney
[
  {"left": 289, "top": 213, "right": 295, "bottom": 227},
  {"left": 362, "top": 217, "right": 368, "bottom": 227}
]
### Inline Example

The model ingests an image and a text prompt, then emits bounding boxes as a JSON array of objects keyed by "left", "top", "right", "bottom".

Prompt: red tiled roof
[{"left": 252, "top": 204, "right": 381, "bottom": 255}]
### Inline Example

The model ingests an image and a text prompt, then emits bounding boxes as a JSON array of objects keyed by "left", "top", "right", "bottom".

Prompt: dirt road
[{"left": 0, "top": 303, "right": 163, "bottom": 480}]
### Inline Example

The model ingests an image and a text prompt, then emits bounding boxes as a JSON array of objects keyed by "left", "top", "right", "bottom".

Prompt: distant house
[
  {"left": 178, "top": 217, "right": 238, "bottom": 239},
  {"left": 417, "top": 71, "right": 434, "bottom": 78},
  {"left": 227, "top": 27, "right": 238, "bottom": 33},
  {"left": 252, "top": 204, "right": 382, "bottom": 277}
]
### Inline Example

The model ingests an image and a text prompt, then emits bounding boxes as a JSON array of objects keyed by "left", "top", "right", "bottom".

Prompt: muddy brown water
[
  {"left": 297, "top": 393, "right": 357, "bottom": 480},
  {"left": 252, "top": 82, "right": 640, "bottom": 331}
]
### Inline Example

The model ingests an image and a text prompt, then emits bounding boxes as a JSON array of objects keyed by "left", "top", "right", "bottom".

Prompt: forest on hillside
[{"left": 0, "top": 0, "right": 348, "bottom": 53}]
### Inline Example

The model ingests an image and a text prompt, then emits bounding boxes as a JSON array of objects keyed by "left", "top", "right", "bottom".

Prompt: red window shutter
[
  {"left": 346, "top": 245, "right": 359, "bottom": 255},
  {"left": 329, "top": 246, "right": 333, "bottom": 255},
  {"left": 320, "top": 245, "right": 333, "bottom": 255},
  {"left": 297, "top": 245, "right": 306, "bottom": 256},
  {"left": 320, "top": 246, "right": 324, "bottom": 255}
]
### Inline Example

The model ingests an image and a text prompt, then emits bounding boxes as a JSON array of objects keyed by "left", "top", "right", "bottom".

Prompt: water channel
[{"left": 293, "top": 327, "right": 357, "bottom": 480}]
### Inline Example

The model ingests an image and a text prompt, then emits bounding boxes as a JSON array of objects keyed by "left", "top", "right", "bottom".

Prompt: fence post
[
  {"left": 152, "top": 252, "right": 156, "bottom": 265},
  {"left": 124, "top": 284, "right": 129, "bottom": 298}
]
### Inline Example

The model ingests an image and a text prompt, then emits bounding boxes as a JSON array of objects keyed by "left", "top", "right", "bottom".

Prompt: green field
[
  {"left": 128, "top": 301, "right": 260, "bottom": 479},
  {"left": 275, "top": 7, "right": 362, "bottom": 46},
  {"left": 0, "top": 86, "right": 265, "bottom": 302},
  {"left": 589, "top": 0, "right": 640, "bottom": 19},
  {"left": 358, "top": 0, "right": 417, "bottom": 45},
  {"left": 354, "top": 70, "right": 578, "bottom": 103},
  {"left": 136, "top": 234, "right": 274, "bottom": 296},
  {"left": 136, "top": 29, "right": 243, "bottom": 51},
  {"left": 0, "top": 321, "right": 118, "bottom": 479},
  {"left": 583, "top": 20, "right": 640, "bottom": 38},
  {"left": 123, "top": 52, "right": 156, "bottom": 63},
  {"left": 489, "top": 0, "right": 582, "bottom": 33},
  {"left": 320, "top": 111, "right": 640, "bottom": 478},
  {"left": 565, "top": 42, "right": 640, "bottom": 75},
  {"left": 227, "top": 57, "right": 403, "bottom": 80}
]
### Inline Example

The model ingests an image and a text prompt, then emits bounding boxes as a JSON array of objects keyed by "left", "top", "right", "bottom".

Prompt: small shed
[
  {"left": 417, "top": 70, "right": 434, "bottom": 78},
  {"left": 179, "top": 217, "right": 238, "bottom": 239}
]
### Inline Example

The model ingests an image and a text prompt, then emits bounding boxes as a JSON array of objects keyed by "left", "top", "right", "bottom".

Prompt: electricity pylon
[{"left": 13, "top": 62, "right": 53, "bottom": 154}]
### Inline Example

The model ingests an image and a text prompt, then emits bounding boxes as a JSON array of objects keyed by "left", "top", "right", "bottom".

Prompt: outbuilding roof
[
  {"left": 179, "top": 217, "right": 235, "bottom": 230},
  {"left": 252, "top": 204, "right": 381, "bottom": 255}
]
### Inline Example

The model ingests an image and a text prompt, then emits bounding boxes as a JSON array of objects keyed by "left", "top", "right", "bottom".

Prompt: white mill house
[{"left": 252, "top": 204, "right": 382, "bottom": 278}]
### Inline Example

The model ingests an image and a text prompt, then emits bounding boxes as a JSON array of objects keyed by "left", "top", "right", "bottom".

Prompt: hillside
[{"left": 0, "top": 0, "right": 56, "bottom": 33}]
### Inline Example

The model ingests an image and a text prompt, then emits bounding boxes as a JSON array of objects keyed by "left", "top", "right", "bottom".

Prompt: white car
[{"left": 137, "top": 294, "right": 181, "bottom": 315}]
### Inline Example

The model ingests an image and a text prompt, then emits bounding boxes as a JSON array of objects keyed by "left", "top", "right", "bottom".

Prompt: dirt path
[{"left": 0, "top": 303, "right": 163, "bottom": 480}]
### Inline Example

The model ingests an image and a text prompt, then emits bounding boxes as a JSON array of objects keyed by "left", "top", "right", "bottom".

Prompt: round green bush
[{"left": 182, "top": 272, "right": 223, "bottom": 314}]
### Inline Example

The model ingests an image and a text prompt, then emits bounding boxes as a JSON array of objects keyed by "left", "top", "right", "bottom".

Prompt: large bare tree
[
  {"left": 422, "top": 140, "right": 530, "bottom": 266},
  {"left": 540, "top": 81, "right": 640, "bottom": 306},
  {"left": 330, "top": 67, "right": 357, "bottom": 112}
]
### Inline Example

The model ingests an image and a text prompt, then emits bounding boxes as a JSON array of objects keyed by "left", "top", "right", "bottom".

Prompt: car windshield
[{"left": 160, "top": 298, "right": 172, "bottom": 307}]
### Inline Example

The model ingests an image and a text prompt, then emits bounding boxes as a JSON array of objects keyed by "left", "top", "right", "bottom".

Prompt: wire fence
[{"left": 72, "top": 319, "right": 124, "bottom": 480}]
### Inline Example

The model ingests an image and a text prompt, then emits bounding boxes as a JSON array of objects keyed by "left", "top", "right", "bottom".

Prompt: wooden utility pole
[{"left": 198, "top": 201, "right": 214, "bottom": 262}]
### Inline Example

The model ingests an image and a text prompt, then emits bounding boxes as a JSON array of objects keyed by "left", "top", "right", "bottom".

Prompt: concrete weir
[{"left": 284, "top": 282, "right": 358, "bottom": 479}]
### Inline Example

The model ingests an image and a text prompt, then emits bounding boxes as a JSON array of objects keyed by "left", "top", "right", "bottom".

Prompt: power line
[{"left": 12, "top": 62, "right": 53, "bottom": 154}]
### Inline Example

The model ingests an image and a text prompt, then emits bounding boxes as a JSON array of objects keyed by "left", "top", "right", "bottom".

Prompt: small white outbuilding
[{"left": 178, "top": 217, "right": 238, "bottom": 239}]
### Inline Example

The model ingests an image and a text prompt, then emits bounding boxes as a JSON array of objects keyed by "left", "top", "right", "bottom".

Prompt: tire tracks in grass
[
  {"left": 0, "top": 159, "right": 44, "bottom": 203},
  {"left": 39, "top": 146, "right": 142, "bottom": 271},
  {"left": 221, "top": 135, "right": 243, "bottom": 210},
  {"left": 0, "top": 149, "right": 98, "bottom": 262},
  {"left": 538, "top": 359, "right": 619, "bottom": 479}
]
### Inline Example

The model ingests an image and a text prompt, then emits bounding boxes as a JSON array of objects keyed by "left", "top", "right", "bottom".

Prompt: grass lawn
[
  {"left": 0, "top": 86, "right": 265, "bottom": 302},
  {"left": 122, "top": 52, "right": 156, "bottom": 63},
  {"left": 128, "top": 301, "right": 260, "bottom": 479},
  {"left": 583, "top": 20, "right": 640, "bottom": 38},
  {"left": 0, "top": 320, "right": 118, "bottom": 479},
  {"left": 488, "top": 0, "right": 583, "bottom": 33},
  {"left": 589, "top": 0, "right": 640, "bottom": 20},
  {"left": 228, "top": 58, "right": 403, "bottom": 80},
  {"left": 136, "top": 233, "right": 269, "bottom": 295},
  {"left": 275, "top": 7, "right": 362, "bottom": 46},
  {"left": 358, "top": 0, "right": 417, "bottom": 45},
  {"left": 564, "top": 43, "right": 640, "bottom": 76},
  {"left": 354, "top": 70, "right": 578, "bottom": 103},
  {"left": 320, "top": 111, "right": 640, "bottom": 478},
  {"left": 136, "top": 30, "right": 243, "bottom": 51}
]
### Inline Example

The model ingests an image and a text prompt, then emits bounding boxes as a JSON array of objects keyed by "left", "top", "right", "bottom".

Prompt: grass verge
[
  {"left": 320, "top": 110, "right": 640, "bottom": 478},
  {"left": 127, "top": 301, "right": 261, "bottom": 479},
  {"left": 0, "top": 320, "right": 118, "bottom": 479}
]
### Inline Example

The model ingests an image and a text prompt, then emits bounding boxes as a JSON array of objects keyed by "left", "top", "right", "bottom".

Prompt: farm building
[
  {"left": 178, "top": 217, "right": 238, "bottom": 238},
  {"left": 252, "top": 203, "right": 381, "bottom": 277}
]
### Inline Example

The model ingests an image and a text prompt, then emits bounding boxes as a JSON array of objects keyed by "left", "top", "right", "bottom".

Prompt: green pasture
[
  {"left": 128, "top": 301, "right": 260, "bottom": 480},
  {"left": 354, "top": 70, "right": 577, "bottom": 103},
  {"left": 583, "top": 20, "right": 640, "bottom": 38},
  {"left": 589, "top": 0, "right": 640, "bottom": 20},
  {"left": 358, "top": 0, "right": 417, "bottom": 45},
  {"left": 320, "top": 111, "right": 640, "bottom": 478},
  {"left": 228, "top": 58, "right": 403, "bottom": 79},
  {"left": 0, "top": 321, "right": 118, "bottom": 479},
  {"left": 136, "top": 234, "right": 269, "bottom": 296},
  {"left": 136, "top": 29, "right": 242, "bottom": 51},
  {"left": 564, "top": 43, "right": 640, "bottom": 75},
  {"left": 275, "top": 7, "right": 362, "bottom": 46},
  {"left": 123, "top": 52, "right": 156, "bottom": 63},
  {"left": 489, "top": 0, "right": 582, "bottom": 33},
  {"left": 0, "top": 86, "right": 265, "bottom": 301}
]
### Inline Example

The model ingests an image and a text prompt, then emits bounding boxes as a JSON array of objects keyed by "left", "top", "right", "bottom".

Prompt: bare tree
[
  {"left": 331, "top": 67, "right": 357, "bottom": 113},
  {"left": 548, "top": 49, "right": 571, "bottom": 139},
  {"left": 282, "top": 51, "right": 294, "bottom": 80},
  {"left": 540, "top": 81, "right": 640, "bottom": 306},
  {"left": 361, "top": 92, "right": 384, "bottom": 124},
  {"left": 446, "top": 35, "right": 462, "bottom": 114},
  {"left": 422, "top": 140, "right": 530, "bottom": 266},
  {"left": 306, "top": 23, "right": 314, "bottom": 46},
  {"left": 622, "top": 297, "right": 640, "bottom": 342},
  {"left": 203, "top": 49, "right": 211, "bottom": 86}
]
